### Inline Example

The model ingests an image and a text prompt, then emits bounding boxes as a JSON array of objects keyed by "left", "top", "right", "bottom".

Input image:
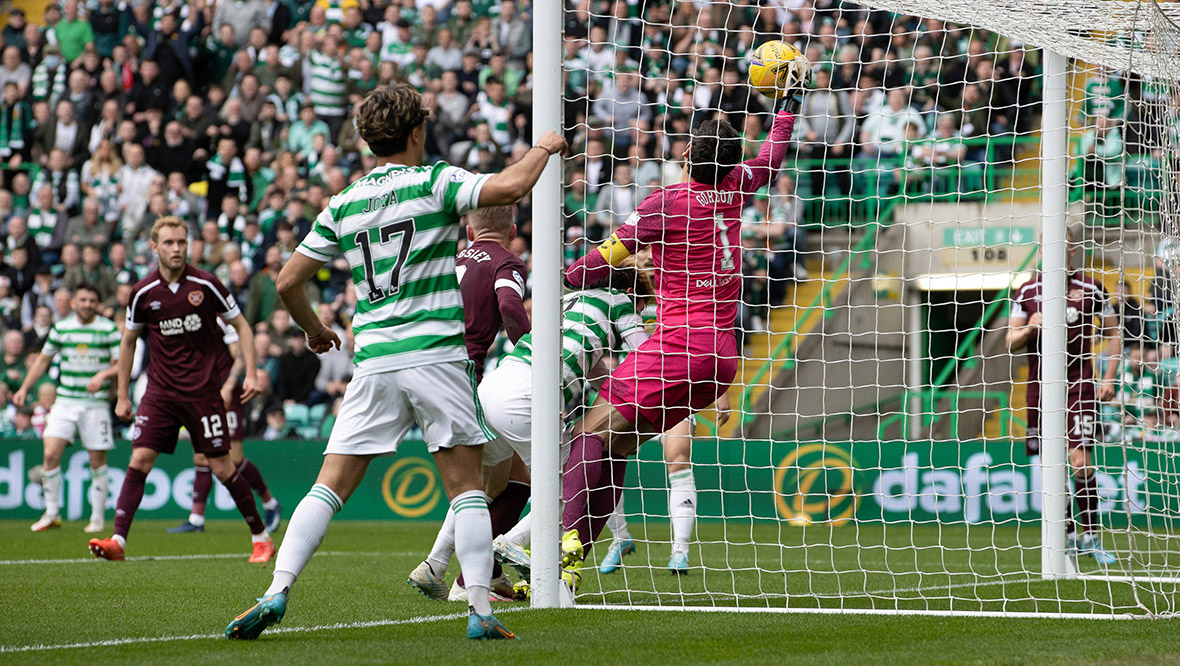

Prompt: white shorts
[
  {"left": 479, "top": 358, "right": 533, "bottom": 467},
  {"left": 324, "top": 360, "right": 493, "bottom": 457},
  {"left": 43, "top": 401, "right": 115, "bottom": 451}
]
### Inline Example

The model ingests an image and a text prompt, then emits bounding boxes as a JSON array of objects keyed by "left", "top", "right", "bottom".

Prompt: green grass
[{"left": 1, "top": 520, "right": 1177, "bottom": 665}]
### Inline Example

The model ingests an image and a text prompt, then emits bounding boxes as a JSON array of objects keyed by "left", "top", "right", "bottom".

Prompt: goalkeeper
[{"left": 557, "top": 71, "right": 804, "bottom": 572}]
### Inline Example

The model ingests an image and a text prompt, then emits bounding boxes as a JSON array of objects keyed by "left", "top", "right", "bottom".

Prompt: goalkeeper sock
[
  {"left": 426, "top": 506, "right": 457, "bottom": 574},
  {"left": 451, "top": 490, "right": 493, "bottom": 616},
  {"left": 89, "top": 465, "right": 109, "bottom": 524},
  {"left": 668, "top": 469, "right": 696, "bottom": 555},
  {"left": 114, "top": 467, "right": 148, "bottom": 540},
  {"left": 488, "top": 481, "right": 530, "bottom": 578},
  {"left": 1075, "top": 471, "right": 1099, "bottom": 535},
  {"left": 190, "top": 465, "right": 212, "bottom": 522},
  {"left": 587, "top": 456, "right": 629, "bottom": 547},
  {"left": 561, "top": 432, "right": 607, "bottom": 543},
  {"left": 605, "top": 498, "right": 631, "bottom": 543},
  {"left": 42, "top": 467, "right": 62, "bottom": 518},
  {"left": 267, "top": 483, "right": 341, "bottom": 596}
]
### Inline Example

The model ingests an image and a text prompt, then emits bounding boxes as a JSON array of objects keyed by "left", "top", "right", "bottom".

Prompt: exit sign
[{"left": 943, "top": 227, "right": 1037, "bottom": 247}]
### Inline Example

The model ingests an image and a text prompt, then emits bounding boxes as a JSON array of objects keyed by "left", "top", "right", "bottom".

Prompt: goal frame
[{"left": 527, "top": 0, "right": 1179, "bottom": 615}]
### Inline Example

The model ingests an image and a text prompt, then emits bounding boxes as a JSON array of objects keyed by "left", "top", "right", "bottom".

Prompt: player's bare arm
[
  {"left": 114, "top": 325, "right": 142, "bottom": 421},
  {"left": 477, "top": 130, "right": 566, "bottom": 206},
  {"left": 12, "top": 352, "right": 54, "bottom": 407},
  {"left": 276, "top": 252, "right": 342, "bottom": 354},
  {"left": 1006, "top": 311, "right": 1042, "bottom": 351},
  {"left": 1099, "top": 310, "right": 1120, "bottom": 402},
  {"left": 85, "top": 362, "right": 119, "bottom": 395},
  {"left": 221, "top": 338, "right": 246, "bottom": 408},
  {"left": 225, "top": 313, "right": 260, "bottom": 403}
]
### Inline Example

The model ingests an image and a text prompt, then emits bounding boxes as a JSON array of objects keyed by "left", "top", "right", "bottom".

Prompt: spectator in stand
[
  {"left": 35, "top": 99, "right": 89, "bottom": 169},
  {"left": 214, "top": 0, "right": 268, "bottom": 49},
  {"left": 0, "top": 329, "right": 26, "bottom": 392},
  {"left": 0, "top": 47, "right": 31, "bottom": 98},
  {"left": 275, "top": 328, "right": 320, "bottom": 405},
  {"left": 116, "top": 143, "right": 159, "bottom": 233},
  {"left": 247, "top": 245, "right": 283, "bottom": 326},
  {"left": 795, "top": 67, "right": 855, "bottom": 197},
  {"left": 63, "top": 197, "right": 111, "bottom": 249},
  {"left": 860, "top": 86, "right": 927, "bottom": 157},
  {"left": 590, "top": 163, "right": 640, "bottom": 233},
  {"left": 27, "top": 185, "right": 66, "bottom": 262}
]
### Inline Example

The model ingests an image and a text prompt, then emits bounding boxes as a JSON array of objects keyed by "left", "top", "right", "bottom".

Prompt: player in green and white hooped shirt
[
  {"left": 226, "top": 83, "right": 566, "bottom": 642},
  {"left": 420, "top": 264, "right": 656, "bottom": 590},
  {"left": 15, "top": 283, "right": 120, "bottom": 534}
]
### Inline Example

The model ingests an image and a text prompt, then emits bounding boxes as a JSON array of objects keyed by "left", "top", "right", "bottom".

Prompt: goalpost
[{"left": 530, "top": 0, "right": 1180, "bottom": 617}]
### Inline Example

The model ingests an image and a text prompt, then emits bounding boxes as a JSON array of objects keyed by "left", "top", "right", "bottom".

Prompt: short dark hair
[
  {"left": 73, "top": 282, "right": 101, "bottom": 298},
  {"left": 356, "top": 84, "right": 430, "bottom": 157},
  {"left": 688, "top": 119, "right": 742, "bottom": 186}
]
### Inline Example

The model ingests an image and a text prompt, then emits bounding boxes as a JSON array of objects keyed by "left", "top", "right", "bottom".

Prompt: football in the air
[{"left": 748, "top": 40, "right": 811, "bottom": 98}]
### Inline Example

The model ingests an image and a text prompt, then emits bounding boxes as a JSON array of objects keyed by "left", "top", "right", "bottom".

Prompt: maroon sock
[
  {"left": 224, "top": 468, "right": 265, "bottom": 535},
  {"left": 237, "top": 459, "right": 271, "bottom": 500},
  {"left": 488, "top": 481, "right": 530, "bottom": 578},
  {"left": 114, "top": 467, "right": 148, "bottom": 540},
  {"left": 190, "top": 466, "right": 212, "bottom": 517},
  {"left": 1075, "top": 472, "right": 1099, "bottom": 535},
  {"left": 561, "top": 433, "right": 607, "bottom": 544},
  {"left": 586, "top": 457, "right": 629, "bottom": 551}
]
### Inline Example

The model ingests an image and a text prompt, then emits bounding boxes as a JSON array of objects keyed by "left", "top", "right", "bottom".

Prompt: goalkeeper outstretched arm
[{"left": 567, "top": 99, "right": 800, "bottom": 288}]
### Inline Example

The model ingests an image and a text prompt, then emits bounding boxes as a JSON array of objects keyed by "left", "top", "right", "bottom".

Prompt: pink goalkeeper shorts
[{"left": 601, "top": 325, "right": 738, "bottom": 432}]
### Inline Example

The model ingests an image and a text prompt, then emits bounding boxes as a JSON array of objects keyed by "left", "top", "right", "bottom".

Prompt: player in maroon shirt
[
  {"left": 88, "top": 217, "right": 272, "bottom": 563},
  {"left": 456, "top": 205, "right": 530, "bottom": 382},
  {"left": 1008, "top": 231, "right": 1120, "bottom": 564},
  {"left": 419, "top": 205, "right": 530, "bottom": 600},
  {"left": 167, "top": 319, "right": 283, "bottom": 535}
]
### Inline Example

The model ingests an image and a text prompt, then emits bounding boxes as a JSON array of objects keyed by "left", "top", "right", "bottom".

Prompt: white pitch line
[
  {"left": 574, "top": 604, "right": 1140, "bottom": 620},
  {"left": 0, "top": 609, "right": 524, "bottom": 654},
  {"left": 0, "top": 551, "right": 397, "bottom": 566},
  {"left": 865, "top": 575, "right": 1032, "bottom": 596}
]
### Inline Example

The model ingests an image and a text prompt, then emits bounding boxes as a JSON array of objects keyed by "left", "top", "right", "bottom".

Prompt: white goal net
[{"left": 529, "top": 0, "right": 1180, "bottom": 617}]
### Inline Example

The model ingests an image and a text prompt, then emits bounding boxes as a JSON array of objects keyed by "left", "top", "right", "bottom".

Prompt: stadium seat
[{"left": 284, "top": 404, "right": 311, "bottom": 430}]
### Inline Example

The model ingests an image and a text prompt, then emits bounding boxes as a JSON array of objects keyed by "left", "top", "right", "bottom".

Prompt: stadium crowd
[{"left": 0, "top": 0, "right": 1134, "bottom": 440}]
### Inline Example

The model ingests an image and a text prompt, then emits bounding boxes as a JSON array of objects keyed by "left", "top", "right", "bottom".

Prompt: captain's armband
[{"left": 596, "top": 233, "right": 632, "bottom": 267}]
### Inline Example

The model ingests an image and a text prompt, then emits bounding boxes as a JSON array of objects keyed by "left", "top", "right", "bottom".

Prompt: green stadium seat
[{"left": 284, "top": 404, "right": 311, "bottom": 429}]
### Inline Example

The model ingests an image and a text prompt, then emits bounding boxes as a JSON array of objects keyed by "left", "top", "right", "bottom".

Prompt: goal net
[{"left": 533, "top": 0, "right": 1180, "bottom": 617}]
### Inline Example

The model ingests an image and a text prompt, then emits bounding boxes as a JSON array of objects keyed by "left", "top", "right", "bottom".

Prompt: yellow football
[{"left": 748, "top": 40, "right": 811, "bottom": 98}]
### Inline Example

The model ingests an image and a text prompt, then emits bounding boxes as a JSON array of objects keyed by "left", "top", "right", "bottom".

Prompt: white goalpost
[{"left": 529, "top": 0, "right": 1180, "bottom": 617}]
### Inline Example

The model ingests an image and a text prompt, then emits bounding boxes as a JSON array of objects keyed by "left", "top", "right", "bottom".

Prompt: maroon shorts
[
  {"left": 226, "top": 390, "right": 246, "bottom": 441},
  {"left": 602, "top": 326, "right": 738, "bottom": 432},
  {"left": 131, "top": 393, "right": 231, "bottom": 458},
  {"left": 1025, "top": 387, "right": 1098, "bottom": 456}
]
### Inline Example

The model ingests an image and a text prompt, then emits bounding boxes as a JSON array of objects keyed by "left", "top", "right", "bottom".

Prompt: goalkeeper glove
[{"left": 780, "top": 92, "right": 804, "bottom": 115}]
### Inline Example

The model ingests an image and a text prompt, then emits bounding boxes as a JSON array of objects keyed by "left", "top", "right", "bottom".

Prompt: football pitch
[{"left": 1, "top": 520, "right": 1176, "bottom": 665}]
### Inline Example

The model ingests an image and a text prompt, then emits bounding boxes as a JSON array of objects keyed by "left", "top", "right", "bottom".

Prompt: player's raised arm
[
  {"left": 566, "top": 192, "right": 665, "bottom": 289},
  {"left": 1099, "top": 297, "right": 1121, "bottom": 402},
  {"left": 729, "top": 43, "right": 810, "bottom": 194},
  {"left": 1007, "top": 285, "right": 1040, "bottom": 352},
  {"left": 476, "top": 131, "right": 567, "bottom": 207}
]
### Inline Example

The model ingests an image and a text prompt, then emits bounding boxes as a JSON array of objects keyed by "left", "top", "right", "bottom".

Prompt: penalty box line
[{"left": 0, "top": 608, "right": 530, "bottom": 653}]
